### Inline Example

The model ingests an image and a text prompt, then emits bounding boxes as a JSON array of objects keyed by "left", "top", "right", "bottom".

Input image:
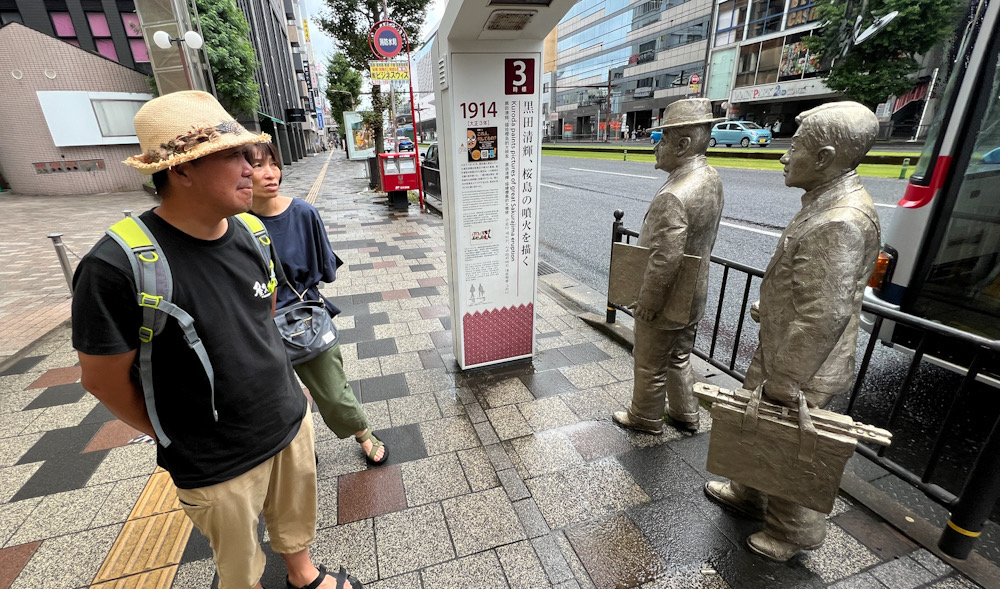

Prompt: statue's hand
[
  {"left": 749, "top": 301, "right": 760, "bottom": 323},
  {"left": 634, "top": 305, "right": 657, "bottom": 322},
  {"left": 763, "top": 377, "right": 800, "bottom": 407}
]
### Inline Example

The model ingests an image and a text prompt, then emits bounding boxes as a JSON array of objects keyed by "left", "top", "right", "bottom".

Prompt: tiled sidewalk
[{"left": 0, "top": 152, "right": 984, "bottom": 588}]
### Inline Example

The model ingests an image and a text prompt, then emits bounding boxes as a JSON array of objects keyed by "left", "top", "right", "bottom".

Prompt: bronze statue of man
[
  {"left": 613, "top": 99, "right": 725, "bottom": 435},
  {"left": 705, "top": 101, "right": 882, "bottom": 562}
]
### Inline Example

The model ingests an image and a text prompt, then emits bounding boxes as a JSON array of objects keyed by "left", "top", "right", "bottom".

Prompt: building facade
[
  {"left": 554, "top": 0, "right": 713, "bottom": 140},
  {"left": 0, "top": 23, "right": 151, "bottom": 195},
  {"left": 0, "top": 0, "right": 152, "bottom": 76},
  {"left": 705, "top": 0, "right": 835, "bottom": 135}
]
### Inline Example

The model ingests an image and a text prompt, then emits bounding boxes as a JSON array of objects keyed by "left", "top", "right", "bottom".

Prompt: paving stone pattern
[{"left": 0, "top": 152, "right": 983, "bottom": 588}]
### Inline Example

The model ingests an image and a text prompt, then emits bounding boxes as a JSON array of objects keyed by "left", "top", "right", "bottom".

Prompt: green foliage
[
  {"left": 804, "top": 0, "right": 963, "bottom": 108},
  {"left": 316, "top": 0, "right": 431, "bottom": 149},
  {"left": 325, "top": 52, "right": 363, "bottom": 129},
  {"left": 195, "top": 0, "right": 260, "bottom": 117}
]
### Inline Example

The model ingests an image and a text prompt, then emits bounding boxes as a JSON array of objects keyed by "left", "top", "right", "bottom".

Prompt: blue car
[
  {"left": 710, "top": 121, "right": 771, "bottom": 147},
  {"left": 649, "top": 130, "right": 662, "bottom": 144},
  {"left": 396, "top": 136, "right": 415, "bottom": 151}
]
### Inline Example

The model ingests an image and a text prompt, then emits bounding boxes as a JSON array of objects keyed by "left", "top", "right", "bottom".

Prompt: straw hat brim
[
  {"left": 648, "top": 116, "right": 726, "bottom": 131},
  {"left": 124, "top": 131, "right": 272, "bottom": 174}
]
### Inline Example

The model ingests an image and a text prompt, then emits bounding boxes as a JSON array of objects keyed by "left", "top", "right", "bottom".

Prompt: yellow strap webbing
[
  {"left": 236, "top": 212, "right": 265, "bottom": 234},
  {"left": 108, "top": 217, "right": 153, "bottom": 249}
]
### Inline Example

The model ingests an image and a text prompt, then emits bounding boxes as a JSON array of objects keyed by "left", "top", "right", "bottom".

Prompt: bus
[{"left": 866, "top": 0, "right": 1000, "bottom": 375}]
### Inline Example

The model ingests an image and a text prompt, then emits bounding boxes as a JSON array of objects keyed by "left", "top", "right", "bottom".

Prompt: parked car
[
  {"left": 420, "top": 142, "right": 441, "bottom": 198},
  {"left": 397, "top": 136, "right": 415, "bottom": 151},
  {"left": 710, "top": 121, "right": 771, "bottom": 147},
  {"left": 650, "top": 130, "right": 662, "bottom": 144}
]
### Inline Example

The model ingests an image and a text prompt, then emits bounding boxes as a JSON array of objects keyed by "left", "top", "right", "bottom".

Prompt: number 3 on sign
[{"left": 505, "top": 58, "right": 535, "bottom": 95}]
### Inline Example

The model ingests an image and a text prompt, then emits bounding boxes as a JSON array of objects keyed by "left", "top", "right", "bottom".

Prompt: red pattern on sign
[{"left": 463, "top": 304, "right": 534, "bottom": 366}]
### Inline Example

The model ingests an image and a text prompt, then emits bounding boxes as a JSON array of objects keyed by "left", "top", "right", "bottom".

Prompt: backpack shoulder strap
[
  {"left": 105, "top": 216, "right": 218, "bottom": 447},
  {"left": 233, "top": 212, "right": 277, "bottom": 295}
]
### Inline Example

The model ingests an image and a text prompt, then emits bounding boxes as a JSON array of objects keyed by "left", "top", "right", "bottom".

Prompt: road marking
[
  {"left": 540, "top": 182, "right": 564, "bottom": 190},
  {"left": 569, "top": 167, "right": 657, "bottom": 179},
  {"left": 720, "top": 221, "right": 782, "bottom": 238},
  {"left": 874, "top": 203, "right": 897, "bottom": 208}
]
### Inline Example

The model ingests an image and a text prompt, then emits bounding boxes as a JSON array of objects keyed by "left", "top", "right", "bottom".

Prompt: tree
[
  {"left": 804, "top": 0, "right": 963, "bottom": 109},
  {"left": 325, "top": 52, "right": 363, "bottom": 132},
  {"left": 315, "top": 0, "right": 432, "bottom": 151},
  {"left": 195, "top": 0, "right": 260, "bottom": 117}
]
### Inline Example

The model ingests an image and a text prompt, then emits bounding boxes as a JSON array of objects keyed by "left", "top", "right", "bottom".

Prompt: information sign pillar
[{"left": 433, "top": 0, "right": 576, "bottom": 369}]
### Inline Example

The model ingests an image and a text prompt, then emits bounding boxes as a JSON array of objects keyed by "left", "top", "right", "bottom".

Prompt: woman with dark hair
[{"left": 246, "top": 142, "right": 387, "bottom": 465}]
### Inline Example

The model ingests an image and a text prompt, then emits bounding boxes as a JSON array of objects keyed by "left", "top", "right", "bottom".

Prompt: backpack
[{"left": 105, "top": 213, "right": 276, "bottom": 447}]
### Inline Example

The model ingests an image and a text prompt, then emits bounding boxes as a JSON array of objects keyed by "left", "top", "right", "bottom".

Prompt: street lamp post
[
  {"left": 329, "top": 89, "right": 357, "bottom": 112},
  {"left": 152, "top": 30, "right": 204, "bottom": 90}
]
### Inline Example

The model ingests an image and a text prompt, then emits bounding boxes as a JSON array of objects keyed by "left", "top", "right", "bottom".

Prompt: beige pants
[{"left": 174, "top": 412, "right": 317, "bottom": 589}]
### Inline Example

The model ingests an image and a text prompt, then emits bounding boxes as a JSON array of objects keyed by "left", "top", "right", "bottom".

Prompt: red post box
[{"left": 377, "top": 152, "right": 419, "bottom": 192}]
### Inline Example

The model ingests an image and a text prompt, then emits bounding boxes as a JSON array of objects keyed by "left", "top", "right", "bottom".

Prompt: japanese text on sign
[{"left": 368, "top": 61, "right": 409, "bottom": 82}]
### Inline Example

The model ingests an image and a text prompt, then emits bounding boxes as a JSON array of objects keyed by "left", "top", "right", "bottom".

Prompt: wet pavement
[{"left": 0, "top": 151, "right": 990, "bottom": 588}]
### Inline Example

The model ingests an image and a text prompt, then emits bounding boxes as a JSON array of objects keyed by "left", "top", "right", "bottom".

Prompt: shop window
[
  {"left": 786, "top": 0, "right": 820, "bottom": 29},
  {"left": 778, "top": 33, "right": 819, "bottom": 80},
  {"left": 756, "top": 38, "right": 783, "bottom": 84},
  {"left": 735, "top": 42, "right": 760, "bottom": 87},
  {"left": 50, "top": 12, "right": 77, "bottom": 45},
  {"left": 715, "top": 0, "right": 748, "bottom": 46},
  {"left": 747, "top": 0, "right": 784, "bottom": 38}
]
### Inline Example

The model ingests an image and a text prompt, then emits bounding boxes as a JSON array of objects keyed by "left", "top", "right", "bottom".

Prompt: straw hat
[
  {"left": 648, "top": 98, "right": 724, "bottom": 131},
  {"left": 124, "top": 91, "right": 270, "bottom": 174}
]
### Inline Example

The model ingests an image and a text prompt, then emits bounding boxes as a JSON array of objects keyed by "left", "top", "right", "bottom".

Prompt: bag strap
[
  {"left": 233, "top": 213, "right": 277, "bottom": 296},
  {"left": 106, "top": 216, "right": 218, "bottom": 447},
  {"left": 796, "top": 394, "right": 818, "bottom": 461},
  {"left": 740, "top": 384, "right": 762, "bottom": 445}
]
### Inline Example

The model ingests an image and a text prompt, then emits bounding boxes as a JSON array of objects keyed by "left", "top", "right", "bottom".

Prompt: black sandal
[
  {"left": 356, "top": 429, "right": 388, "bottom": 465},
  {"left": 287, "top": 564, "right": 363, "bottom": 589}
]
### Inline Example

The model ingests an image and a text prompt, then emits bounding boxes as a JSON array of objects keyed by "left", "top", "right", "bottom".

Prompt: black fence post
[
  {"left": 939, "top": 360, "right": 1000, "bottom": 559},
  {"left": 607, "top": 209, "right": 625, "bottom": 323}
]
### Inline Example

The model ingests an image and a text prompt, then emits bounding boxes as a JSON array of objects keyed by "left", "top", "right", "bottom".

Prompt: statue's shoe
[
  {"left": 665, "top": 414, "right": 699, "bottom": 433},
  {"left": 703, "top": 481, "right": 765, "bottom": 521},
  {"left": 612, "top": 411, "right": 663, "bottom": 435},
  {"left": 746, "top": 531, "right": 821, "bottom": 562}
]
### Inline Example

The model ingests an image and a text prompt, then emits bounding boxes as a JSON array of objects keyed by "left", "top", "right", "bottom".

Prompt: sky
[{"left": 299, "top": 0, "right": 447, "bottom": 67}]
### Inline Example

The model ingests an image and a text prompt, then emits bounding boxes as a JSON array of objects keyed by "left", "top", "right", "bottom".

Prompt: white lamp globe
[
  {"left": 152, "top": 30, "right": 172, "bottom": 50},
  {"left": 184, "top": 30, "right": 204, "bottom": 50}
]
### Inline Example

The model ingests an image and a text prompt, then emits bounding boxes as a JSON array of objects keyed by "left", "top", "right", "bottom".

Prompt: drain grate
[{"left": 537, "top": 260, "right": 559, "bottom": 276}]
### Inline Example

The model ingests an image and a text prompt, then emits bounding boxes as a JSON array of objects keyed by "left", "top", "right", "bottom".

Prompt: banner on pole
[{"left": 369, "top": 60, "right": 409, "bottom": 82}]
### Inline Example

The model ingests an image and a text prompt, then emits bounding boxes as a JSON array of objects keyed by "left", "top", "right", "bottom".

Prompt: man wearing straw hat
[
  {"left": 72, "top": 91, "right": 362, "bottom": 589},
  {"left": 613, "top": 98, "right": 725, "bottom": 435}
]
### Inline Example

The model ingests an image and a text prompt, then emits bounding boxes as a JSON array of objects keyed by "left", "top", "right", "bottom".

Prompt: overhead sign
[
  {"left": 369, "top": 60, "right": 409, "bottom": 82},
  {"left": 447, "top": 53, "right": 542, "bottom": 369},
  {"left": 371, "top": 24, "right": 403, "bottom": 59}
]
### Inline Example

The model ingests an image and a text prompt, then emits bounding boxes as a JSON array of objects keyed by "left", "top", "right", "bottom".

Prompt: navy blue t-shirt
[{"left": 253, "top": 198, "right": 343, "bottom": 316}]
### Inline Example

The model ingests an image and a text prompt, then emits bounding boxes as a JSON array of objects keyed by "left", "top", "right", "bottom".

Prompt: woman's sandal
[
  {"left": 286, "top": 564, "right": 363, "bottom": 589},
  {"left": 355, "top": 429, "right": 388, "bottom": 465}
]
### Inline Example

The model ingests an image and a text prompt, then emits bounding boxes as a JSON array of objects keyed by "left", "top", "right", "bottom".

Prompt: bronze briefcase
[{"left": 694, "top": 383, "right": 891, "bottom": 513}]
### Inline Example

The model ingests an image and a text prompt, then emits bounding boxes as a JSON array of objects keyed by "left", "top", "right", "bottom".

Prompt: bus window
[{"left": 912, "top": 46, "right": 1000, "bottom": 339}]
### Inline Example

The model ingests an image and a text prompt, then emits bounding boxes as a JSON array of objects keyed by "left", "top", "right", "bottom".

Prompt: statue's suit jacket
[
  {"left": 637, "top": 155, "right": 724, "bottom": 330},
  {"left": 748, "top": 172, "right": 881, "bottom": 403}
]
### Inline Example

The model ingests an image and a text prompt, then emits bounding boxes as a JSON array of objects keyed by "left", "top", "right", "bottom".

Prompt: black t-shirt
[{"left": 71, "top": 210, "right": 307, "bottom": 489}]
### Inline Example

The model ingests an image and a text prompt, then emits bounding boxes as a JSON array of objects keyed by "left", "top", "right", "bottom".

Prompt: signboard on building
[
  {"left": 634, "top": 87, "right": 652, "bottom": 98},
  {"left": 302, "top": 19, "right": 310, "bottom": 42},
  {"left": 447, "top": 53, "right": 541, "bottom": 368},
  {"left": 730, "top": 78, "right": 832, "bottom": 103},
  {"left": 369, "top": 60, "right": 409, "bottom": 82}
]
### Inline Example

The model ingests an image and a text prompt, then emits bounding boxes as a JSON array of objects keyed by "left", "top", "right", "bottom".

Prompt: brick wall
[{"left": 0, "top": 23, "right": 150, "bottom": 196}]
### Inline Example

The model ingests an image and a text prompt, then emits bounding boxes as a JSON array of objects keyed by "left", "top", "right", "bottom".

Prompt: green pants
[{"left": 293, "top": 343, "right": 368, "bottom": 439}]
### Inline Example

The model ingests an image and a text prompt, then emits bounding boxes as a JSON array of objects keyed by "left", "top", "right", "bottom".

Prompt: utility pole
[{"left": 383, "top": 0, "right": 398, "bottom": 145}]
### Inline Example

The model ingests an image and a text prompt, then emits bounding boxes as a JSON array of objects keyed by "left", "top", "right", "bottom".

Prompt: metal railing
[{"left": 606, "top": 209, "right": 1000, "bottom": 559}]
